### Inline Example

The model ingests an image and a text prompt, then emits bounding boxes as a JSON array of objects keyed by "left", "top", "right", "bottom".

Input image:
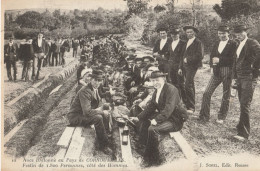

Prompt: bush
[
  {"left": 70, "top": 27, "right": 88, "bottom": 38},
  {"left": 125, "top": 14, "right": 146, "bottom": 39},
  {"left": 13, "top": 28, "right": 39, "bottom": 39}
]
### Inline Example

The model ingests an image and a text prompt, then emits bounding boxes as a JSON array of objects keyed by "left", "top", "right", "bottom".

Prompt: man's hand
[
  {"left": 133, "top": 99, "right": 142, "bottom": 105},
  {"left": 184, "top": 58, "right": 187, "bottom": 64},
  {"left": 150, "top": 119, "right": 157, "bottom": 126},
  {"left": 103, "top": 110, "right": 110, "bottom": 116},
  {"left": 129, "top": 117, "right": 139, "bottom": 122},
  {"left": 109, "top": 88, "right": 116, "bottom": 95},
  {"left": 212, "top": 57, "right": 219, "bottom": 65},
  {"left": 129, "top": 87, "right": 137, "bottom": 93},
  {"left": 131, "top": 81, "right": 135, "bottom": 86},
  {"left": 178, "top": 69, "right": 182, "bottom": 76}
]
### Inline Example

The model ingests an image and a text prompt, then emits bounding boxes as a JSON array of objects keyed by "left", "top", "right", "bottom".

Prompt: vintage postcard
[{"left": 1, "top": 0, "right": 260, "bottom": 170}]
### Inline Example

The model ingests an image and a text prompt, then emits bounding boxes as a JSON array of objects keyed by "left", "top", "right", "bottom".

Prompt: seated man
[
  {"left": 67, "top": 69, "right": 112, "bottom": 155},
  {"left": 129, "top": 71, "right": 188, "bottom": 166}
]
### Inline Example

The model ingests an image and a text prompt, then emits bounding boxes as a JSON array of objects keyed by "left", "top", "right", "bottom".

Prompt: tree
[
  {"left": 154, "top": 5, "right": 166, "bottom": 13},
  {"left": 213, "top": 0, "right": 260, "bottom": 20},
  {"left": 16, "top": 11, "right": 44, "bottom": 29},
  {"left": 124, "top": 0, "right": 151, "bottom": 16}
]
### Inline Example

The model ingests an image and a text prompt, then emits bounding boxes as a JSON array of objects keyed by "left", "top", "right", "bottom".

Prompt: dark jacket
[
  {"left": 153, "top": 37, "right": 172, "bottom": 60},
  {"left": 137, "top": 83, "right": 188, "bottom": 128},
  {"left": 210, "top": 39, "right": 237, "bottom": 76},
  {"left": 32, "top": 38, "right": 49, "bottom": 55},
  {"left": 67, "top": 83, "right": 102, "bottom": 122},
  {"left": 234, "top": 38, "right": 260, "bottom": 79},
  {"left": 4, "top": 44, "right": 17, "bottom": 63},
  {"left": 180, "top": 38, "right": 204, "bottom": 69},
  {"left": 168, "top": 39, "right": 186, "bottom": 69},
  {"left": 19, "top": 43, "right": 34, "bottom": 61}
]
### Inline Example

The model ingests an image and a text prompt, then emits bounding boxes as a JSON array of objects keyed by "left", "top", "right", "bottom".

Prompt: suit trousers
[
  {"left": 199, "top": 67, "right": 232, "bottom": 121},
  {"left": 6, "top": 60, "right": 17, "bottom": 80},
  {"left": 68, "top": 112, "right": 110, "bottom": 148},
  {"left": 236, "top": 75, "right": 257, "bottom": 139},
  {"left": 32, "top": 53, "right": 44, "bottom": 80},
  {"left": 22, "top": 60, "right": 33, "bottom": 81},
  {"left": 139, "top": 119, "right": 181, "bottom": 164},
  {"left": 183, "top": 66, "right": 198, "bottom": 111},
  {"left": 170, "top": 66, "right": 187, "bottom": 105}
]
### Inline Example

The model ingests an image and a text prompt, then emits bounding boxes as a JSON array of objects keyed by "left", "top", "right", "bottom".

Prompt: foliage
[
  {"left": 154, "top": 5, "right": 166, "bottom": 13},
  {"left": 124, "top": 0, "right": 151, "bottom": 16},
  {"left": 125, "top": 14, "right": 146, "bottom": 39},
  {"left": 213, "top": 0, "right": 260, "bottom": 20},
  {"left": 16, "top": 11, "right": 44, "bottom": 29}
]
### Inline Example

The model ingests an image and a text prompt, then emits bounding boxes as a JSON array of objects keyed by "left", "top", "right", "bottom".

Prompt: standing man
[
  {"left": 168, "top": 27, "right": 187, "bottom": 104},
  {"left": 72, "top": 38, "right": 79, "bottom": 57},
  {"left": 67, "top": 69, "right": 113, "bottom": 154},
  {"left": 129, "top": 71, "right": 188, "bottom": 166},
  {"left": 20, "top": 36, "right": 34, "bottom": 81},
  {"left": 32, "top": 32, "right": 49, "bottom": 80},
  {"left": 232, "top": 24, "right": 260, "bottom": 141},
  {"left": 153, "top": 26, "right": 172, "bottom": 73},
  {"left": 199, "top": 25, "right": 237, "bottom": 123},
  {"left": 4, "top": 37, "right": 17, "bottom": 81},
  {"left": 179, "top": 26, "right": 204, "bottom": 114}
]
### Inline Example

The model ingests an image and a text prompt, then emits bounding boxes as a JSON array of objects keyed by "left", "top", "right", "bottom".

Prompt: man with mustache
[
  {"left": 129, "top": 71, "right": 188, "bottom": 166},
  {"left": 199, "top": 25, "right": 237, "bottom": 123}
]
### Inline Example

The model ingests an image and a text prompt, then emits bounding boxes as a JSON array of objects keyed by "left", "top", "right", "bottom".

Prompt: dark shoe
[{"left": 102, "top": 146, "right": 113, "bottom": 155}]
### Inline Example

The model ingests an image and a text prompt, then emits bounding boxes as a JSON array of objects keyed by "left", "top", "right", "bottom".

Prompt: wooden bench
[
  {"left": 170, "top": 131, "right": 197, "bottom": 160},
  {"left": 55, "top": 125, "right": 95, "bottom": 159},
  {"left": 118, "top": 126, "right": 134, "bottom": 167}
]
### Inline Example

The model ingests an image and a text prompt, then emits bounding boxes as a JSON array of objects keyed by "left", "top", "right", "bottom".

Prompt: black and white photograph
[{"left": 1, "top": 0, "right": 260, "bottom": 170}]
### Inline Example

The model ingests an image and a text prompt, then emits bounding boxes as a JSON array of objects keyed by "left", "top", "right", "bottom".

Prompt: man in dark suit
[
  {"left": 67, "top": 69, "right": 113, "bottom": 154},
  {"left": 20, "top": 36, "right": 34, "bottom": 81},
  {"left": 232, "top": 25, "right": 260, "bottom": 141},
  {"left": 153, "top": 26, "right": 172, "bottom": 73},
  {"left": 4, "top": 37, "right": 17, "bottom": 81},
  {"left": 32, "top": 32, "right": 49, "bottom": 80},
  {"left": 129, "top": 71, "right": 188, "bottom": 166},
  {"left": 199, "top": 25, "right": 237, "bottom": 123},
  {"left": 168, "top": 27, "right": 187, "bottom": 104},
  {"left": 179, "top": 26, "right": 204, "bottom": 113}
]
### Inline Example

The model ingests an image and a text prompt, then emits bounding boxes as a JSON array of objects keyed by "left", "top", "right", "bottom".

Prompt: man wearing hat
[
  {"left": 129, "top": 71, "right": 188, "bottom": 166},
  {"left": 179, "top": 26, "right": 204, "bottom": 113},
  {"left": 153, "top": 26, "right": 172, "bottom": 73},
  {"left": 130, "top": 57, "right": 143, "bottom": 87},
  {"left": 4, "top": 37, "right": 18, "bottom": 81},
  {"left": 143, "top": 56, "right": 155, "bottom": 67},
  {"left": 67, "top": 69, "right": 113, "bottom": 154},
  {"left": 32, "top": 32, "right": 49, "bottom": 80},
  {"left": 198, "top": 25, "right": 237, "bottom": 123},
  {"left": 232, "top": 24, "right": 260, "bottom": 141},
  {"left": 168, "top": 27, "right": 187, "bottom": 104}
]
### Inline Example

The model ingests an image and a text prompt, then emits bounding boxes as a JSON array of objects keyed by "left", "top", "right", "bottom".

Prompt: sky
[{"left": 2, "top": 0, "right": 222, "bottom": 10}]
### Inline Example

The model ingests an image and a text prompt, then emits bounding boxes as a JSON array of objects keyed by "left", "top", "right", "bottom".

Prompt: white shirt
[
  {"left": 218, "top": 39, "right": 229, "bottom": 54},
  {"left": 171, "top": 39, "right": 180, "bottom": 52},
  {"left": 38, "top": 38, "right": 42, "bottom": 47},
  {"left": 236, "top": 37, "right": 248, "bottom": 58},
  {"left": 93, "top": 88, "right": 100, "bottom": 100},
  {"left": 160, "top": 38, "right": 167, "bottom": 50},
  {"left": 155, "top": 83, "right": 165, "bottom": 103},
  {"left": 186, "top": 37, "right": 196, "bottom": 49}
]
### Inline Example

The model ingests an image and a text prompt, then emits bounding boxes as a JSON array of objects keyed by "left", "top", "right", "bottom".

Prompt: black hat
[
  {"left": 150, "top": 71, "right": 168, "bottom": 79},
  {"left": 9, "top": 36, "right": 14, "bottom": 40},
  {"left": 156, "top": 25, "right": 168, "bottom": 33},
  {"left": 216, "top": 25, "right": 230, "bottom": 32},
  {"left": 89, "top": 69, "right": 104, "bottom": 80},
  {"left": 183, "top": 26, "right": 199, "bottom": 33},
  {"left": 126, "top": 54, "right": 136, "bottom": 61},
  {"left": 233, "top": 24, "right": 249, "bottom": 33},
  {"left": 143, "top": 56, "right": 155, "bottom": 62},
  {"left": 169, "top": 28, "right": 181, "bottom": 35},
  {"left": 135, "top": 57, "right": 143, "bottom": 62}
]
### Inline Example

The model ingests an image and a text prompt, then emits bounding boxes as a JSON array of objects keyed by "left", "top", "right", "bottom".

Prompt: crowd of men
[
  {"left": 67, "top": 24, "right": 260, "bottom": 167},
  {"left": 3, "top": 33, "right": 95, "bottom": 81},
  {"left": 4, "top": 23, "right": 260, "bottom": 167}
]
